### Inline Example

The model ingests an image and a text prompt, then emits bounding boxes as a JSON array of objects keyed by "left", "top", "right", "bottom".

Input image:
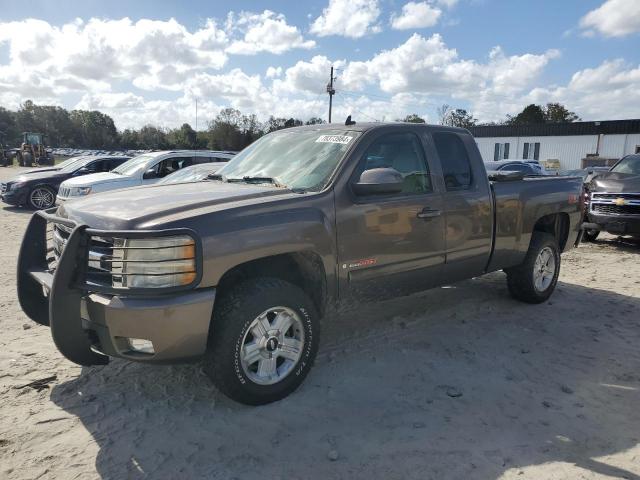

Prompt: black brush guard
[{"left": 17, "top": 209, "right": 202, "bottom": 367}]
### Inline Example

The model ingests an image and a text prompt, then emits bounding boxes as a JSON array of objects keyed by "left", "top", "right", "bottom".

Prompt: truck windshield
[
  {"left": 215, "top": 129, "right": 360, "bottom": 192},
  {"left": 610, "top": 155, "right": 640, "bottom": 175}
]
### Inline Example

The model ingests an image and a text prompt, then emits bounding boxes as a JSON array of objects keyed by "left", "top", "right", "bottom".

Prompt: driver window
[
  {"left": 361, "top": 132, "right": 432, "bottom": 194},
  {"left": 156, "top": 157, "right": 194, "bottom": 177},
  {"left": 84, "top": 161, "right": 99, "bottom": 173}
]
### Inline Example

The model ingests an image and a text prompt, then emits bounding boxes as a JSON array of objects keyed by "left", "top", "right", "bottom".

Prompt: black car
[
  {"left": 484, "top": 160, "right": 544, "bottom": 175},
  {"left": 1, "top": 155, "right": 130, "bottom": 209},
  {"left": 583, "top": 154, "right": 640, "bottom": 241}
]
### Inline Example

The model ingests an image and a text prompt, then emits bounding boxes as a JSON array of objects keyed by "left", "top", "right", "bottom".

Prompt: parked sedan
[
  {"left": 157, "top": 163, "right": 227, "bottom": 185},
  {"left": 1, "top": 155, "right": 130, "bottom": 209},
  {"left": 484, "top": 160, "right": 545, "bottom": 175}
]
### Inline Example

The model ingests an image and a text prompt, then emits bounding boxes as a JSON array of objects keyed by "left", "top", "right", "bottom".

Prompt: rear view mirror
[
  {"left": 143, "top": 167, "right": 158, "bottom": 180},
  {"left": 352, "top": 168, "right": 404, "bottom": 195}
]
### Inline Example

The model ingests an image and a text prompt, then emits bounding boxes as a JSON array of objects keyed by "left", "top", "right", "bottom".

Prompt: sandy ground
[{"left": 1, "top": 165, "right": 639, "bottom": 480}]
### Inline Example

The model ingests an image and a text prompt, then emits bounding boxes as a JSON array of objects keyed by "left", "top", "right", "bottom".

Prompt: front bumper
[
  {"left": 1, "top": 186, "right": 28, "bottom": 206},
  {"left": 584, "top": 213, "right": 640, "bottom": 235},
  {"left": 17, "top": 210, "right": 215, "bottom": 366}
]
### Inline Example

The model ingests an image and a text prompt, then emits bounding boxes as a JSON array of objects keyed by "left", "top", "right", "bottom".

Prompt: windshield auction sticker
[{"left": 315, "top": 135, "right": 353, "bottom": 144}]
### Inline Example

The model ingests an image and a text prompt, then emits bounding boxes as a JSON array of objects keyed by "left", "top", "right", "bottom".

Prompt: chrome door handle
[{"left": 417, "top": 208, "right": 442, "bottom": 219}]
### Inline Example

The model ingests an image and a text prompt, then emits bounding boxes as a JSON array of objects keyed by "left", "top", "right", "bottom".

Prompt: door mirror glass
[
  {"left": 353, "top": 168, "right": 404, "bottom": 195},
  {"left": 143, "top": 167, "right": 158, "bottom": 180}
]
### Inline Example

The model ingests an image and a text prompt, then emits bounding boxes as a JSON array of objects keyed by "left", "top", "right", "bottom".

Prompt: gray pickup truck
[{"left": 18, "top": 123, "right": 584, "bottom": 405}]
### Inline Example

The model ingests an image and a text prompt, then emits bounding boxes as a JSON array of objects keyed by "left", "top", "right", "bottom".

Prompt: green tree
[
  {"left": 507, "top": 104, "right": 546, "bottom": 125},
  {"left": 168, "top": 123, "right": 198, "bottom": 149},
  {"left": 305, "top": 117, "right": 325, "bottom": 125},
  {"left": 401, "top": 114, "right": 426, "bottom": 123},
  {"left": 0, "top": 107, "right": 19, "bottom": 145},
  {"left": 443, "top": 109, "right": 477, "bottom": 128},
  {"left": 543, "top": 103, "right": 580, "bottom": 123}
]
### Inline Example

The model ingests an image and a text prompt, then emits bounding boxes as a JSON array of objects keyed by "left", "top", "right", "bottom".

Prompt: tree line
[
  {"left": 0, "top": 101, "right": 327, "bottom": 151},
  {"left": 401, "top": 102, "right": 580, "bottom": 128},
  {"left": 0, "top": 99, "right": 580, "bottom": 153}
]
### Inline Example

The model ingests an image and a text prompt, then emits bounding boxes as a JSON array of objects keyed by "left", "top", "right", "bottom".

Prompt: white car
[{"left": 56, "top": 150, "right": 234, "bottom": 203}]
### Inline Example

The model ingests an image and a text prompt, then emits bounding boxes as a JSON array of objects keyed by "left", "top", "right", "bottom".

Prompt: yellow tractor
[{"left": 16, "top": 132, "right": 54, "bottom": 167}]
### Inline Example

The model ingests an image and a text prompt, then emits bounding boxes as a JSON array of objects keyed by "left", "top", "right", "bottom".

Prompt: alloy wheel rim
[
  {"left": 240, "top": 306, "right": 305, "bottom": 386},
  {"left": 533, "top": 246, "right": 556, "bottom": 292},
  {"left": 30, "top": 188, "right": 54, "bottom": 209}
]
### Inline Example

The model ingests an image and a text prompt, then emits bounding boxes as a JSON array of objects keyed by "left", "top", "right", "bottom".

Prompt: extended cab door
[
  {"left": 430, "top": 132, "right": 493, "bottom": 283},
  {"left": 335, "top": 130, "right": 446, "bottom": 298}
]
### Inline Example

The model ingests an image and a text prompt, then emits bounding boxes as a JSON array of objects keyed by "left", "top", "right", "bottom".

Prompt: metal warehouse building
[{"left": 468, "top": 119, "right": 640, "bottom": 170}]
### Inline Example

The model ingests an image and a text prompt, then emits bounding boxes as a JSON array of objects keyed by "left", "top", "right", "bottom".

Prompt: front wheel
[
  {"left": 506, "top": 232, "right": 561, "bottom": 304},
  {"left": 28, "top": 185, "right": 56, "bottom": 209},
  {"left": 204, "top": 278, "right": 320, "bottom": 405}
]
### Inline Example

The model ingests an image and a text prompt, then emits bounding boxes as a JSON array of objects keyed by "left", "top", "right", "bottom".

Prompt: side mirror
[
  {"left": 352, "top": 168, "right": 404, "bottom": 196},
  {"left": 74, "top": 167, "right": 90, "bottom": 176},
  {"left": 143, "top": 167, "right": 157, "bottom": 180}
]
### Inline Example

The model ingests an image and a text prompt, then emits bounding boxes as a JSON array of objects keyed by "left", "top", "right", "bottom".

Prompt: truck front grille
[
  {"left": 590, "top": 192, "right": 640, "bottom": 217},
  {"left": 46, "top": 222, "right": 120, "bottom": 288}
]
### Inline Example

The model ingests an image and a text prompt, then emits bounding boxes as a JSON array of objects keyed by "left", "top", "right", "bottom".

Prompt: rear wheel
[
  {"left": 582, "top": 229, "right": 599, "bottom": 242},
  {"left": 21, "top": 152, "right": 32, "bottom": 167},
  {"left": 203, "top": 278, "right": 320, "bottom": 405},
  {"left": 506, "top": 232, "right": 561, "bottom": 304},
  {"left": 28, "top": 185, "right": 56, "bottom": 209}
]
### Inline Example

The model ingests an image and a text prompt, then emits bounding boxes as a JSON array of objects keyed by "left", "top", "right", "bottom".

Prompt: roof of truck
[{"left": 285, "top": 122, "right": 470, "bottom": 134}]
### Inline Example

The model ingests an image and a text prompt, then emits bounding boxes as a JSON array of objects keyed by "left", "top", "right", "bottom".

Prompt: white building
[{"left": 469, "top": 120, "right": 640, "bottom": 170}]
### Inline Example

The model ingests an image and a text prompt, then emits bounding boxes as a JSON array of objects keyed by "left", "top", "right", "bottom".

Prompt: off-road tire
[
  {"left": 21, "top": 152, "right": 32, "bottom": 167},
  {"left": 506, "top": 232, "right": 561, "bottom": 304},
  {"left": 203, "top": 278, "right": 320, "bottom": 405},
  {"left": 582, "top": 229, "right": 599, "bottom": 242}
]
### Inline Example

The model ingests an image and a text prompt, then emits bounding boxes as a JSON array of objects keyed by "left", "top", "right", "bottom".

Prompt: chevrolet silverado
[{"left": 18, "top": 123, "right": 584, "bottom": 405}]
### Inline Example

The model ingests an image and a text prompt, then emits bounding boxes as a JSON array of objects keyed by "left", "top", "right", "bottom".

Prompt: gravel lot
[{"left": 1, "top": 165, "right": 639, "bottom": 480}]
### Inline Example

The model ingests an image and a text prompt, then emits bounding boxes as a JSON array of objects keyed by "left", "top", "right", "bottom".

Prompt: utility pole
[{"left": 326, "top": 66, "right": 336, "bottom": 123}]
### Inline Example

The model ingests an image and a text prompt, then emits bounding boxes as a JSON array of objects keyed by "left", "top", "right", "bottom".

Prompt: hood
[
  {"left": 589, "top": 171, "right": 640, "bottom": 193},
  {"left": 58, "top": 181, "right": 299, "bottom": 230},
  {"left": 61, "top": 171, "right": 124, "bottom": 187},
  {"left": 22, "top": 167, "right": 60, "bottom": 175},
  {"left": 8, "top": 170, "right": 67, "bottom": 184}
]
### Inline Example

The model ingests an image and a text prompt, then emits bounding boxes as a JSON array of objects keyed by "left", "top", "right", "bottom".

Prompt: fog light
[{"left": 128, "top": 338, "right": 155, "bottom": 354}]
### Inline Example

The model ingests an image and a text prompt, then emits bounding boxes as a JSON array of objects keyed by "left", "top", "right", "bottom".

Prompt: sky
[{"left": 0, "top": 0, "right": 639, "bottom": 129}]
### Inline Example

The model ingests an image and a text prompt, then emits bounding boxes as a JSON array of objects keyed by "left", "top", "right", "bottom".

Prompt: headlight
[
  {"left": 10, "top": 182, "right": 26, "bottom": 191},
  {"left": 70, "top": 186, "right": 92, "bottom": 196},
  {"left": 113, "top": 235, "right": 197, "bottom": 289}
]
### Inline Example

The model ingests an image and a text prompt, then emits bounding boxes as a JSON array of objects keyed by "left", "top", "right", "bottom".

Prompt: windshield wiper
[
  {"left": 207, "top": 173, "right": 228, "bottom": 182},
  {"left": 227, "top": 176, "right": 287, "bottom": 188}
]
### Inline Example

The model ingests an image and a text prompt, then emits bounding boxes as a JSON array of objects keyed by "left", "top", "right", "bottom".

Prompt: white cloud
[
  {"left": 0, "top": 17, "right": 230, "bottom": 97},
  {"left": 266, "top": 66, "right": 283, "bottom": 78},
  {"left": 526, "top": 59, "right": 640, "bottom": 120},
  {"left": 274, "top": 56, "right": 346, "bottom": 95},
  {"left": 310, "top": 0, "right": 382, "bottom": 38},
  {"left": 579, "top": 0, "right": 640, "bottom": 37},
  {"left": 339, "top": 34, "right": 560, "bottom": 121},
  {"left": 391, "top": 2, "right": 442, "bottom": 30},
  {"left": 435, "top": 0, "right": 459, "bottom": 7},
  {"left": 226, "top": 10, "right": 315, "bottom": 55}
]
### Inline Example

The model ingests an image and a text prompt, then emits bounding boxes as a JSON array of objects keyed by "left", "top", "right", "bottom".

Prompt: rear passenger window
[
  {"left": 433, "top": 133, "right": 473, "bottom": 191},
  {"left": 361, "top": 132, "right": 432, "bottom": 194}
]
